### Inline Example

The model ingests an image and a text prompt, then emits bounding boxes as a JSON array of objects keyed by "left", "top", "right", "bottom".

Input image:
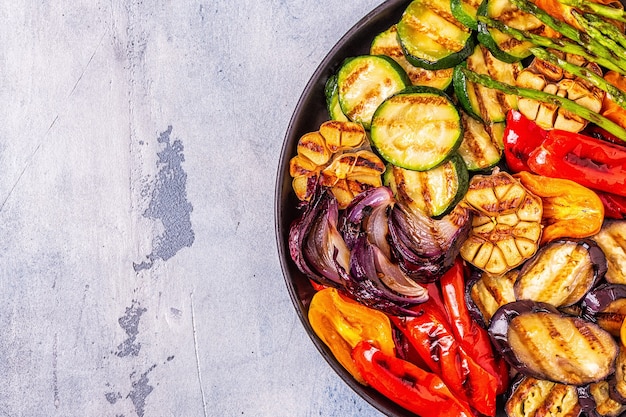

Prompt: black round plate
[{"left": 275, "top": 1, "right": 499, "bottom": 416}]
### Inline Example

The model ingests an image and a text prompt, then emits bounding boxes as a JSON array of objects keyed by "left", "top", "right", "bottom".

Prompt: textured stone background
[{"left": 0, "top": 0, "right": 388, "bottom": 416}]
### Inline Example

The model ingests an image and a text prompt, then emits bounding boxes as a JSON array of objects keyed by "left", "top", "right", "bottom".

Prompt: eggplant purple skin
[
  {"left": 582, "top": 283, "right": 626, "bottom": 322},
  {"left": 516, "top": 238, "right": 608, "bottom": 307},
  {"left": 465, "top": 268, "right": 491, "bottom": 328},
  {"left": 488, "top": 300, "right": 559, "bottom": 376}
]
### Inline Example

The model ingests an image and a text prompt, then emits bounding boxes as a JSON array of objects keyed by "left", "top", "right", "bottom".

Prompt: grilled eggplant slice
[
  {"left": 582, "top": 284, "right": 626, "bottom": 338},
  {"left": 489, "top": 300, "right": 619, "bottom": 385},
  {"left": 514, "top": 239, "right": 607, "bottom": 308},
  {"left": 586, "top": 381, "right": 626, "bottom": 417},
  {"left": 468, "top": 268, "right": 518, "bottom": 325},
  {"left": 592, "top": 220, "right": 626, "bottom": 285},
  {"left": 505, "top": 376, "right": 582, "bottom": 417},
  {"left": 610, "top": 347, "right": 626, "bottom": 404}
]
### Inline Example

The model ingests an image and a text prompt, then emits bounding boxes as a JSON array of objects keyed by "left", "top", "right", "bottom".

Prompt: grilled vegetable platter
[{"left": 275, "top": 0, "right": 626, "bottom": 416}]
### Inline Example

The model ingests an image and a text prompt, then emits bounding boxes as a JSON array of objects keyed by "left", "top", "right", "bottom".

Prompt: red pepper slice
[
  {"left": 351, "top": 341, "right": 474, "bottom": 417},
  {"left": 503, "top": 110, "right": 547, "bottom": 172},
  {"left": 527, "top": 129, "right": 626, "bottom": 197},
  {"left": 439, "top": 258, "right": 509, "bottom": 395},
  {"left": 391, "top": 300, "right": 497, "bottom": 416},
  {"left": 597, "top": 191, "right": 626, "bottom": 219}
]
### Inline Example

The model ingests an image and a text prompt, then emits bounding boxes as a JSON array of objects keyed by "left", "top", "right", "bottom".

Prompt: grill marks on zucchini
[
  {"left": 454, "top": 45, "right": 521, "bottom": 123},
  {"left": 371, "top": 87, "right": 462, "bottom": 171},
  {"left": 385, "top": 154, "right": 469, "bottom": 217},
  {"left": 370, "top": 26, "right": 454, "bottom": 90},
  {"left": 398, "top": 0, "right": 475, "bottom": 69},
  {"left": 337, "top": 55, "right": 409, "bottom": 129}
]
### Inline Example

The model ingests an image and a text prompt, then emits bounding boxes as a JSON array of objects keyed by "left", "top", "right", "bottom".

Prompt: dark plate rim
[{"left": 274, "top": 1, "right": 416, "bottom": 416}]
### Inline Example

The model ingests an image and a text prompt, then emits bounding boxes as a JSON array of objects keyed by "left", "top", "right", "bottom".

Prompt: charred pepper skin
[
  {"left": 527, "top": 129, "right": 626, "bottom": 197},
  {"left": 351, "top": 341, "right": 475, "bottom": 417}
]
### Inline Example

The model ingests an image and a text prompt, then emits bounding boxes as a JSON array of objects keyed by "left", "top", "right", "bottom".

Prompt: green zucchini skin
[
  {"left": 453, "top": 45, "right": 520, "bottom": 123},
  {"left": 324, "top": 74, "right": 350, "bottom": 122},
  {"left": 370, "top": 86, "right": 463, "bottom": 171},
  {"left": 384, "top": 153, "right": 470, "bottom": 217},
  {"left": 457, "top": 111, "right": 504, "bottom": 171},
  {"left": 336, "top": 55, "right": 410, "bottom": 129},
  {"left": 451, "top": 0, "right": 481, "bottom": 30},
  {"left": 476, "top": 0, "right": 533, "bottom": 63},
  {"left": 397, "top": 0, "right": 476, "bottom": 70},
  {"left": 370, "top": 25, "right": 454, "bottom": 90}
]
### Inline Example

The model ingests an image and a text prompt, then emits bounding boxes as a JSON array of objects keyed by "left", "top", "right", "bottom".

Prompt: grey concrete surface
[{"left": 0, "top": 0, "right": 387, "bottom": 416}]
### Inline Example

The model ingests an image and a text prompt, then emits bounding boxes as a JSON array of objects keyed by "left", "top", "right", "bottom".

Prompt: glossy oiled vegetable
[
  {"left": 505, "top": 376, "right": 582, "bottom": 417},
  {"left": 370, "top": 86, "right": 462, "bottom": 171},
  {"left": 515, "top": 53, "right": 604, "bottom": 132},
  {"left": 514, "top": 239, "right": 607, "bottom": 307},
  {"left": 388, "top": 201, "right": 471, "bottom": 282},
  {"left": 384, "top": 153, "right": 469, "bottom": 217},
  {"left": 592, "top": 220, "right": 626, "bottom": 284},
  {"left": 351, "top": 341, "right": 475, "bottom": 417},
  {"left": 460, "top": 171, "right": 543, "bottom": 275},
  {"left": 308, "top": 288, "right": 395, "bottom": 384},
  {"left": 337, "top": 55, "right": 410, "bottom": 129},
  {"left": 468, "top": 269, "right": 517, "bottom": 324},
  {"left": 289, "top": 120, "right": 384, "bottom": 208},
  {"left": 489, "top": 301, "right": 618, "bottom": 385},
  {"left": 582, "top": 283, "right": 626, "bottom": 337},
  {"left": 397, "top": 0, "right": 475, "bottom": 69},
  {"left": 514, "top": 171, "right": 605, "bottom": 244},
  {"left": 370, "top": 25, "right": 454, "bottom": 90}
]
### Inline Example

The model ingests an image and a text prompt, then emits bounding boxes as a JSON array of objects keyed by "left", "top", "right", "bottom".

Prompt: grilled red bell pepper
[
  {"left": 351, "top": 341, "right": 474, "bottom": 417},
  {"left": 439, "top": 258, "right": 509, "bottom": 395},
  {"left": 503, "top": 110, "right": 547, "bottom": 172},
  {"left": 597, "top": 191, "right": 626, "bottom": 219},
  {"left": 527, "top": 129, "right": 626, "bottom": 197},
  {"left": 391, "top": 299, "right": 498, "bottom": 416}
]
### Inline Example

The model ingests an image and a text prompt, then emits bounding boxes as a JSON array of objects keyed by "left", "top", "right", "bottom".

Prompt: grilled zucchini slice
[
  {"left": 453, "top": 45, "right": 521, "bottom": 123},
  {"left": 337, "top": 55, "right": 410, "bottom": 129},
  {"left": 370, "top": 25, "right": 454, "bottom": 90},
  {"left": 384, "top": 153, "right": 469, "bottom": 217},
  {"left": 457, "top": 112, "right": 504, "bottom": 170},
  {"left": 370, "top": 86, "right": 462, "bottom": 171},
  {"left": 324, "top": 74, "right": 349, "bottom": 122},
  {"left": 451, "top": 0, "right": 482, "bottom": 30},
  {"left": 397, "top": 0, "right": 475, "bottom": 70},
  {"left": 476, "top": 0, "right": 543, "bottom": 63}
]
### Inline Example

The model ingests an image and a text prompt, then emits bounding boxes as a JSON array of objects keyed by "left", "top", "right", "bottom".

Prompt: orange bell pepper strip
[
  {"left": 307, "top": 287, "right": 395, "bottom": 384},
  {"left": 514, "top": 171, "right": 605, "bottom": 245}
]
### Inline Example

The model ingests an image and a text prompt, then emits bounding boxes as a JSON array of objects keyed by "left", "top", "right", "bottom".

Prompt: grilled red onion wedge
[
  {"left": 289, "top": 186, "right": 351, "bottom": 287},
  {"left": 514, "top": 239, "right": 607, "bottom": 308},
  {"left": 388, "top": 201, "right": 471, "bottom": 283},
  {"left": 505, "top": 375, "right": 582, "bottom": 417},
  {"left": 489, "top": 301, "right": 618, "bottom": 386}
]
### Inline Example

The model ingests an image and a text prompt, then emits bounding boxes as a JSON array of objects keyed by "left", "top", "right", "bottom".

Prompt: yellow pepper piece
[
  {"left": 308, "top": 288, "right": 395, "bottom": 385},
  {"left": 514, "top": 171, "right": 604, "bottom": 245}
]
